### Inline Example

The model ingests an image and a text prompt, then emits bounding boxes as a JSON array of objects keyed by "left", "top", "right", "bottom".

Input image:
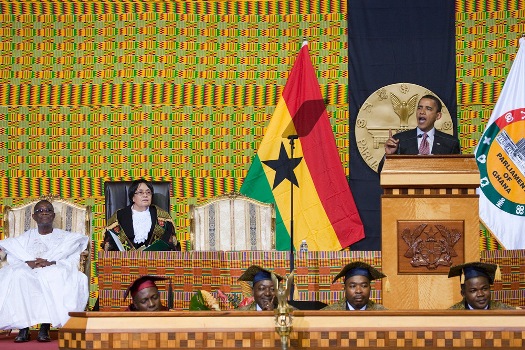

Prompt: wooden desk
[{"left": 59, "top": 310, "right": 525, "bottom": 350}]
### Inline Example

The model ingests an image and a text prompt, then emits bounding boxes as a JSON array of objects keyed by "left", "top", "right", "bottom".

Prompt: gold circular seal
[{"left": 355, "top": 83, "right": 454, "bottom": 172}]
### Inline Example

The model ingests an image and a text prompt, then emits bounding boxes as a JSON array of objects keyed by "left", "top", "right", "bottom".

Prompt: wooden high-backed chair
[{"left": 190, "top": 192, "right": 275, "bottom": 251}]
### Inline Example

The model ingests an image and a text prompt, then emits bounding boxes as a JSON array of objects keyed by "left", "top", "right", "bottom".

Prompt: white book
[{"left": 108, "top": 230, "right": 125, "bottom": 252}]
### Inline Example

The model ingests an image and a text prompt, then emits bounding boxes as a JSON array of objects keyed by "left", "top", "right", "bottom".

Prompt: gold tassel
[
  {"left": 384, "top": 277, "right": 390, "bottom": 292},
  {"left": 293, "top": 282, "right": 299, "bottom": 300},
  {"left": 495, "top": 264, "right": 502, "bottom": 282}
]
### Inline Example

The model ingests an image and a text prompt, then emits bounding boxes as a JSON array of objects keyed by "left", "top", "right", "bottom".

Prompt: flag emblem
[{"left": 476, "top": 108, "right": 525, "bottom": 216}]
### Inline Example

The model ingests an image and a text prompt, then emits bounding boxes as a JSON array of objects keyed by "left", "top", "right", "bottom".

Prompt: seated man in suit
[
  {"left": 384, "top": 94, "right": 461, "bottom": 156},
  {"left": 323, "top": 261, "right": 387, "bottom": 311},
  {"left": 448, "top": 262, "right": 514, "bottom": 310},
  {"left": 124, "top": 275, "right": 169, "bottom": 311},
  {"left": 236, "top": 265, "right": 283, "bottom": 311},
  {"left": 0, "top": 200, "right": 89, "bottom": 342}
]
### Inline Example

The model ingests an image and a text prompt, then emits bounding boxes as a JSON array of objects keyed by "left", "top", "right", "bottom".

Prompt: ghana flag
[{"left": 240, "top": 42, "right": 364, "bottom": 251}]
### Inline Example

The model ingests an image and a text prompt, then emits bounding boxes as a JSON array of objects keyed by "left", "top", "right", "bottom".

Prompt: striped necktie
[{"left": 419, "top": 133, "right": 430, "bottom": 155}]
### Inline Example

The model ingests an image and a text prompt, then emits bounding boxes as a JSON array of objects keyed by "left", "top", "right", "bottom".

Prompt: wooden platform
[{"left": 59, "top": 310, "right": 525, "bottom": 350}]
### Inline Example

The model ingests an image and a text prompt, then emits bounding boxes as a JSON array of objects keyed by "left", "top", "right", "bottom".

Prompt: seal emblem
[{"left": 355, "top": 83, "right": 454, "bottom": 172}]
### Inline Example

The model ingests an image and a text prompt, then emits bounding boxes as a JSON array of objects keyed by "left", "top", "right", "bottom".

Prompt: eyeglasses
[
  {"left": 134, "top": 190, "right": 152, "bottom": 196},
  {"left": 34, "top": 208, "right": 54, "bottom": 214}
]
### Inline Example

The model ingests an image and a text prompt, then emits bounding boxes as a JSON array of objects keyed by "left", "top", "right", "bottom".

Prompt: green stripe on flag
[{"left": 240, "top": 155, "right": 291, "bottom": 250}]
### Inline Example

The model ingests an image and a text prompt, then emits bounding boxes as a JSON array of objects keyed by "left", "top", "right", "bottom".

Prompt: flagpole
[{"left": 287, "top": 134, "right": 298, "bottom": 300}]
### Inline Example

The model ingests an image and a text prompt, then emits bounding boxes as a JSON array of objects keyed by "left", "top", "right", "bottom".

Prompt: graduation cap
[
  {"left": 448, "top": 262, "right": 498, "bottom": 285},
  {"left": 123, "top": 275, "right": 167, "bottom": 300},
  {"left": 238, "top": 265, "right": 283, "bottom": 285},
  {"left": 332, "top": 261, "right": 386, "bottom": 284}
]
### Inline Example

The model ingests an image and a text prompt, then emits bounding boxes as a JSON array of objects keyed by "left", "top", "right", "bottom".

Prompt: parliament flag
[
  {"left": 240, "top": 42, "right": 364, "bottom": 251},
  {"left": 475, "top": 37, "right": 525, "bottom": 249}
]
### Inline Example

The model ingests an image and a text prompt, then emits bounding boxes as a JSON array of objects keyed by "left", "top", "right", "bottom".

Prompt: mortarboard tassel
[
  {"left": 167, "top": 278, "right": 174, "bottom": 310},
  {"left": 495, "top": 264, "right": 502, "bottom": 282},
  {"left": 384, "top": 277, "right": 390, "bottom": 292}
]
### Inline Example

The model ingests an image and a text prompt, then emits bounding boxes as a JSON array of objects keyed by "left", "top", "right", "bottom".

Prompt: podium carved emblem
[{"left": 398, "top": 221, "right": 464, "bottom": 273}]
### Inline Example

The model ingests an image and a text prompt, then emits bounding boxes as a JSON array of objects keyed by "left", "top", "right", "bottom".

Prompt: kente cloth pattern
[
  {"left": 97, "top": 250, "right": 383, "bottom": 311},
  {"left": 481, "top": 249, "right": 525, "bottom": 308}
]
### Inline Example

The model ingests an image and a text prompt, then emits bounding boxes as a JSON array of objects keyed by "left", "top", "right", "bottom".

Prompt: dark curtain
[{"left": 348, "top": 0, "right": 456, "bottom": 250}]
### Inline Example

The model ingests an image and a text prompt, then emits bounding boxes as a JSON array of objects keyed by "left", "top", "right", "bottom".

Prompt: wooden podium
[{"left": 381, "top": 155, "right": 480, "bottom": 309}]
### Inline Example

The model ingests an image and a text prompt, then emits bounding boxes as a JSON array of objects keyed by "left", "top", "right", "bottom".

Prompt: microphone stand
[{"left": 287, "top": 135, "right": 298, "bottom": 301}]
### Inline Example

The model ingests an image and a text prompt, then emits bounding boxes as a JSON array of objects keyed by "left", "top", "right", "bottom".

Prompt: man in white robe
[{"left": 0, "top": 200, "right": 89, "bottom": 342}]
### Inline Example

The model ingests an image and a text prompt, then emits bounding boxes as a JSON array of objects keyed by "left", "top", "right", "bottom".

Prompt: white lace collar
[{"left": 131, "top": 206, "right": 152, "bottom": 244}]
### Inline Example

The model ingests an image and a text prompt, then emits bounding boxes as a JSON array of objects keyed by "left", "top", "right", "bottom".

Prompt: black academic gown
[{"left": 102, "top": 204, "right": 180, "bottom": 251}]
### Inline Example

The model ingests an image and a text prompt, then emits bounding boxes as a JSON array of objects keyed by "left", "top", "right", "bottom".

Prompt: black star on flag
[{"left": 262, "top": 142, "right": 303, "bottom": 189}]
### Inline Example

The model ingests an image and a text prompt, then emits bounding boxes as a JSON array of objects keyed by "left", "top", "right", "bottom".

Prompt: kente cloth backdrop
[
  {"left": 348, "top": 0, "right": 457, "bottom": 250},
  {"left": 240, "top": 42, "right": 364, "bottom": 251},
  {"left": 475, "top": 36, "right": 525, "bottom": 250}
]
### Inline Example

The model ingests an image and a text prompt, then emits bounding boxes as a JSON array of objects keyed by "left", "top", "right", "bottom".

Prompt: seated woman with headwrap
[{"left": 102, "top": 179, "right": 180, "bottom": 251}]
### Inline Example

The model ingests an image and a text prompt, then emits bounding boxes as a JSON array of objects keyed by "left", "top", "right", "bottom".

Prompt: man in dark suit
[{"left": 384, "top": 94, "right": 460, "bottom": 155}]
